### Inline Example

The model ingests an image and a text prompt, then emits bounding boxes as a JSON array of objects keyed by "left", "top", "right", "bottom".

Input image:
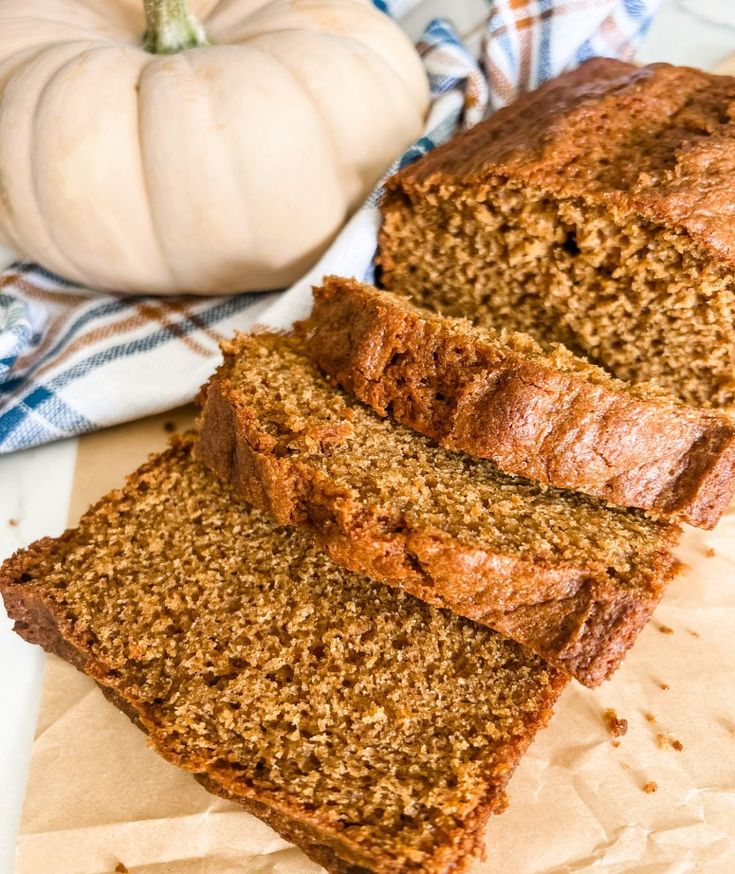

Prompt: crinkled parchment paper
[{"left": 14, "top": 411, "right": 735, "bottom": 874}]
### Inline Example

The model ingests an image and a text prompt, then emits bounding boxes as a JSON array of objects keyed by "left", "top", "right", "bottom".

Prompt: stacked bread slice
[
  {"left": 4, "top": 269, "right": 734, "bottom": 872},
  {"left": 194, "top": 330, "right": 680, "bottom": 686},
  {"left": 300, "top": 277, "right": 735, "bottom": 528},
  {"left": 2, "top": 437, "right": 566, "bottom": 874}
]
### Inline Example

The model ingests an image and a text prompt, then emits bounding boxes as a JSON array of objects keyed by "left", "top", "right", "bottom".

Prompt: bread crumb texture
[
  {"left": 300, "top": 276, "right": 735, "bottom": 528},
  {"left": 379, "top": 59, "right": 735, "bottom": 408},
  {"left": 196, "top": 331, "right": 680, "bottom": 684},
  {"left": 0, "top": 438, "right": 566, "bottom": 874},
  {"left": 212, "top": 334, "right": 673, "bottom": 568}
]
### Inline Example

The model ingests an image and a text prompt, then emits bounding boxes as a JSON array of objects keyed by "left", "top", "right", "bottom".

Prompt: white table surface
[{"left": 1, "top": 1, "right": 734, "bottom": 871}]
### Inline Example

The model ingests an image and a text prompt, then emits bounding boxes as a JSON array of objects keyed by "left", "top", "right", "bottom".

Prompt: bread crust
[
  {"left": 298, "top": 277, "right": 735, "bottom": 529},
  {"left": 195, "top": 365, "right": 681, "bottom": 687}
]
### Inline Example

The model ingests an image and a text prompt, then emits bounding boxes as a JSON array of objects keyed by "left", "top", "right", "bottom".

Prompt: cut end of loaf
[
  {"left": 379, "top": 180, "right": 735, "bottom": 409},
  {"left": 378, "top": 60, "right": 735, "bottom": 410}
]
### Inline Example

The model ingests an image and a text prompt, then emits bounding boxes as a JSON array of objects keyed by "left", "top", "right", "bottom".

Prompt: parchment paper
[{"left": 15, "top": 411, "right": 735, "bottom": 873}]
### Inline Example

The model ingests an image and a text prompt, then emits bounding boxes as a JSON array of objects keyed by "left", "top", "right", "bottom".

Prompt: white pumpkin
[{"left": 0, "top": 0, "right": 428, "bottom": 294}]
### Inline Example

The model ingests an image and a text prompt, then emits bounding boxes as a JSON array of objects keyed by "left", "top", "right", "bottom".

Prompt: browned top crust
[
  {"left": 0, "top": 436, "right": 567, "bottom": 874},
  {"left": 298, "top": 277, "right": 735, "bottom": 528},
  {"left": 387, "top": 58, "right": 735, "bottom": 266},
  {"left": 195, "top": 333, "right": 681, "bottom": 686}
]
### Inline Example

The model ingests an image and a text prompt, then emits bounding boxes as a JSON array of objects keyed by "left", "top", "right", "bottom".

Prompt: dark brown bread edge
[
  {"left": 378, "top": 59, "right": 641, "bottom": 191},
  {"left": 194, "top": 380, "right": 681, "bottom": 686},
  {"left": 0, "top": 440, "right": 567, "bottom": 874},
  {"left": 297, "top": 277, "right": 735, "bottom": 529}
]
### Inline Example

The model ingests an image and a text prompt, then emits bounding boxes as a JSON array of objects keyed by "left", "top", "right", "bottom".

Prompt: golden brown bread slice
[
  {"left": 0, "top": 436, "right": 567, "bottom": 874},
  {"left": 195, "top": 332, "right": 682, "bottom": 686},
  {"left": 297, "top": 276, "right": 735, "bottom": 529}
]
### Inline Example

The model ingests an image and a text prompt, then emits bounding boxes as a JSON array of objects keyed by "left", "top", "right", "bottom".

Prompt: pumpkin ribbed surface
[{"left": 0, "top": 0, "right": 428, "bottom": 293}]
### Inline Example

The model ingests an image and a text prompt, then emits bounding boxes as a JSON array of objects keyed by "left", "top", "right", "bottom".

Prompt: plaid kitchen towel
[{"left": 0, "top": 0, "right": 663, "bottom": 453}]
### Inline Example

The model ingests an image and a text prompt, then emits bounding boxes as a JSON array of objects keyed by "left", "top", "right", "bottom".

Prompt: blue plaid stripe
[
  {"left": 6, "top": 388, "right": 94, "bottom": 446},
  {"left": 623, "top": 0, "right": 647, "bottom": 16},
  {"left": 0, "top": 298, "right": 137, "bottom": 394},
  {"left": 11, "top": 261, "right": 75, "bottom": 287},
  {"left": 46, "top": 299, "right": 258, "bottom": 393},
  {"left": 538, "top": 0, "right": 555, "bottom": 86},
  {"left": 420, "top": 17, "right": 487, "bottom": 126},
  {"left": 0, "top": 299, "right": 264, "bottom": 452}
]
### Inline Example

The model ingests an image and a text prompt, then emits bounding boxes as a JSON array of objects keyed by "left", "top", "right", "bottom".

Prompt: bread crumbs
[
  {"left": 642, "top": 781, "right": 658, "bottom": 794},
  {"left": 658, "top": 625, "right": 674, "bottom": 635},
  {"left": 705, "top": 547, "right": 716, "bottom": 558},
  {"left": 656, "top": 732, "right": 684, "bottom": 752},
  {"left": 604, "top": 708, "right": 628, "bottom": 737},
  {"left": 163, "top": 421, "right": 177, "bottom": 433},
  {"left": 8, "top": 518, "right": 18, "bottom": 527},
  {"left": 115, "top": 865, "right": 129, "bottom": 874}
]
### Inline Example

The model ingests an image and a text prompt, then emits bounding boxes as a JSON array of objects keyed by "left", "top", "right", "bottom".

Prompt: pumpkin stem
[{"left": 143, "top": 0, "right": 209, "bottom": 54}]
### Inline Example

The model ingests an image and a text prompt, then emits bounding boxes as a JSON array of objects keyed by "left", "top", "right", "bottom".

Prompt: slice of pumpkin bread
[
  {"left": 0, "top": 436, "right": 567, "bottom": 874},
  {"left": 378, "top": 59, "right": 735, "bottom": 410},
  {"left": 297, "top": 276, "right": 735, "bottom": 529},
  {"left": 195, "top": 333, "right": 681, "bottom": 686}
]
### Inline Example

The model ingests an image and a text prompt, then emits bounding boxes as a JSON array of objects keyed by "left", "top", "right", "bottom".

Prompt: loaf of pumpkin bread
[
  {"left": 0, "top": 436, "right": 568, "bottom": 874},
  {"left": 378, "top": 59, "right": 735, "bottom": 410},
  {"left": 195, "top": 332, "right": 681, "bottom": 686},
  {"left": 299, "top": 276, "right": 735, "bottom": 528}
]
